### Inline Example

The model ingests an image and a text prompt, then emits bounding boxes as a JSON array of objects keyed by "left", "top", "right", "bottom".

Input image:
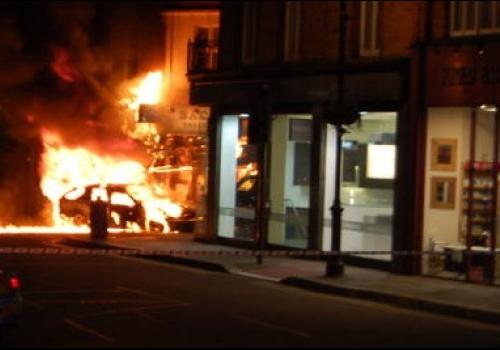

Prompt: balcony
[{"left": 187, "top": 39, "right": 218, "bottom": 73}]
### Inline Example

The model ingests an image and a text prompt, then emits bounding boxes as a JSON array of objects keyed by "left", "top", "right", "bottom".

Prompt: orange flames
[
  {"left": 121, "top": 71, "right": 164, "bottom": 111},
  {"left": 0, "top": 70, "right": 187, "bottom": 235},
  {"left": 38, "top": 129, "right": 183, "bottom": 233},
  {"left": 40, "top": 129, "right": 147, "bottom": 225}
]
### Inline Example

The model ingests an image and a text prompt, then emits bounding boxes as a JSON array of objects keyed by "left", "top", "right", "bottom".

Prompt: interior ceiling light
[{"left": 479, "top": 104, "right": 497, "bottom": 112}]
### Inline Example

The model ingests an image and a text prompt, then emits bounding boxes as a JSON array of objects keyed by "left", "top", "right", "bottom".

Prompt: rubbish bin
[{"left": 90, "top": 198, "right": 108, "bottom": 239}]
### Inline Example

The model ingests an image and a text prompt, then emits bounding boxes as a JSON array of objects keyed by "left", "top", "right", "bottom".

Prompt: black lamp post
[{"left": 325, "top": 1, "right": 359, "bottom": 277}]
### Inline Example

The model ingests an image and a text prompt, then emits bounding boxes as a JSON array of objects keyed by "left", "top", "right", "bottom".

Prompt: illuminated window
[
  {"left": 367, "top": 144, "right": 396, "bottom": 179},
  {"left": 450, "top": 1, "right": 500, "bottom": 36}
]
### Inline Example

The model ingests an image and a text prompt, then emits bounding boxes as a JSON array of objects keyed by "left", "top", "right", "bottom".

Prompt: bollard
[{"left": 90, "top": 198, "right": 108, "bottom": 239}]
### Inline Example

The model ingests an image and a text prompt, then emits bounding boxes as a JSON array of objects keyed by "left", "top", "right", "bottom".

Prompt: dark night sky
[{"left": 0, "top": 1, "right": 165, "bottom": 148}]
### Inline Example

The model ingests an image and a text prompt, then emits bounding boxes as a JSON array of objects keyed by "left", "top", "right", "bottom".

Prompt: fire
[
  {"left": 50, "top": 45, "right": 81, "bottom": 83},
  {"left": 0, "top": 70, "right": 190, "bottom": 235},
  {"left": 40, "top": 129, "right": 147, "bottom": 225},
  {"left": 121, "top": 71, "right": 164, "bottom": 111},
  {"left": 29, "top": 129, "right": 183, "bottom": 234}
]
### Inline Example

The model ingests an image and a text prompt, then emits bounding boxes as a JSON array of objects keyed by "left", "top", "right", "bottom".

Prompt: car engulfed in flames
[
  {"left": 38, "top": 128, "right": 199, "bottom": 234},
  {"left": 59, "top": 184, "right": 198, "bottom": 233},
  {"left": 0, "top": 69, "right": 203, "bottom": 235}
]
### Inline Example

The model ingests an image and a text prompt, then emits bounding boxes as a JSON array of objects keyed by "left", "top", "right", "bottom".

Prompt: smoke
[{"left": 0, "top": 1, "right": 158, "bottom": 223}]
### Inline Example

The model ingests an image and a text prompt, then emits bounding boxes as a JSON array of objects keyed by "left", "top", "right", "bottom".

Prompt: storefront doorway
[{"left": 323, "top": 112, "right": 398, "bottom": 261}]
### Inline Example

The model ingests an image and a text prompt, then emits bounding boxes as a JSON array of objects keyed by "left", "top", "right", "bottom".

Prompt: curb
[
  {"left": 60, "top": 237, "right": 229, "bottom": 273},
  {"left": 60, "top": 237, "right": 500, "bottom": 326},
  {"left": 281, "top": 277, "right": 500, "bottom": 326}
]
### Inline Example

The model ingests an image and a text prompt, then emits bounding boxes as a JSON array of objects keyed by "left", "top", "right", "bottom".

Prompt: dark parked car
[
  {"left": 59, "top": 184, "right": 198, "bottom": 232},
  {"left": 0, "top": 269, "right": 22, "bottom": 325}
]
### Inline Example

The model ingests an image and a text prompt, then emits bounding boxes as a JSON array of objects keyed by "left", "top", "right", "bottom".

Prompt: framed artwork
[
  {"left": 430, "top": 176, "right": 456, "bottom": 209},
  {"left": 431, "top": 138, "right": 457, "bottom": 171}
]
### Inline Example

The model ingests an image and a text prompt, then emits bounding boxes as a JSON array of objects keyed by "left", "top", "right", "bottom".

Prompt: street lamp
[{"left": 325, "top": 1, "right": 359, "bottom": 277}]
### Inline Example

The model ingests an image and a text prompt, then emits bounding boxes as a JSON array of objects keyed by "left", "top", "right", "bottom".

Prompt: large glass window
[
  {"left": 338, "top": 112, "right": 397, "bottom": 261},
  {"left": 424, "top": 106, "right": 500, "bottom": 284},
  {"left": 217, "top": 115, "right": 258, "bottom": 240},
  {"left": 267, "top": 115, "right": 312, "bottom": 248}
]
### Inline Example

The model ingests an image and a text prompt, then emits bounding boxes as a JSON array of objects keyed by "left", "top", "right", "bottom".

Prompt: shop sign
[
  {"left": 427, "top": 44, "right": 500, "bottom": 106},
  {"left": 166, "top": 105, "right": 209, "bottom": 135},
  {"left": 142, "top": 105, "right": 209, "bottom": 135}
]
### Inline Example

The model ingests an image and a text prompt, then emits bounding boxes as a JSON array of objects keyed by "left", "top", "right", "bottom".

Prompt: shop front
[
  {"left": 423, "top": 43, "right": 500, "bottom": 284},
  {"left": 193, "top": 61, "right": 415, "bottom": 272}
]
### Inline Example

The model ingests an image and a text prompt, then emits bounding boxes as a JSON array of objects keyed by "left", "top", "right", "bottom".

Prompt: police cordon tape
[{"left": 0, "top": 247, "right": 499, "bottom": 257}]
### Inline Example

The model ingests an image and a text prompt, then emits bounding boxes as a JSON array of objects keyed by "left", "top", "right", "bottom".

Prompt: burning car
[
  {"left": 59, "top": 184, "right": 198, "bottom": 233},
  {"left": 0, "top": 269, "right": 22, "bottom": 325}
]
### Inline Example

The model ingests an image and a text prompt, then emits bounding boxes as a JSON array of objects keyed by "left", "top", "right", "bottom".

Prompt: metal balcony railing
[{"left": 187, "top": 39, "right": 218, "bottom": 73}]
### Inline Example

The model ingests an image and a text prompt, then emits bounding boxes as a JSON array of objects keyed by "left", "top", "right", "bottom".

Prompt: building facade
[
  {"left": 185, "top": 1, "right": 500, "bottom": 281},
  {"left": 421, "top": 1, "right": 500, "bottom": 284}
]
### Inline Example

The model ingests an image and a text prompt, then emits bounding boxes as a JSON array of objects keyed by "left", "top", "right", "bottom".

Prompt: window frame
[
  {"left": 284, "top": 1, "right": 301, "bottom": 62},
  {"left": 360, "top": 0, "right": 380, "bottom": 57},
  {"left": 242, "top": 1, "right": 257, "bottom": 65},
  {"left": 450, "top": 1, "right": 500, "bottom": 37}
]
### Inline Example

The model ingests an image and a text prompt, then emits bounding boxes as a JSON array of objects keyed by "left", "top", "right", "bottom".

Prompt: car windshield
[{"left": 63, "top": 187, "right": 87, "bottom": 200}]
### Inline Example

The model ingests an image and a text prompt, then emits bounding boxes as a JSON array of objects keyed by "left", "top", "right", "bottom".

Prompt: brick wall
[
  {"left": 432, "top": 1, "right": 448, "bottom": 40},
  {"left": 300, "top": 1, "right": 338, "bottom": 62},
  {"left": 379, "top": 1, "right": 424, "bottom": 57}
]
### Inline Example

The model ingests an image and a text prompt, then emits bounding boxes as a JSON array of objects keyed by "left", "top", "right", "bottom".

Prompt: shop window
[
  {"left": 450, "top": 1, "right": 500, "bottom": 37},
  {"left": 284, "top": 1, "right": 301, "bottom": 62},
  {"left": 268, "top": 115, "right": 312, "bottom": 249},
  {"left": 424, "top": 106, "right": 500, "bottom": 284},
  {"left": 217, "top": 115, "right": 258, "bottom": 240},
  {"left": 334, "top": 112, "right": 397, "bottom": 261},
  {"left": 242, "top": 1, "right": 257, "bottom": 65},
  {"left": 360, "top": 1, "right": 380, "bottom": 57}
]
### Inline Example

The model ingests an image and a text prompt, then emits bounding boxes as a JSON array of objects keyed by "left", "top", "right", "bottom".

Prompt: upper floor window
[
  {"left": 450, "top": 1, "right": 500, "bottom": 36},
  {"left": 187, "top": 26, "right": 219, "bottom": 73},
  {"left": 284, "top": 1, "right": 301, "bottom": 61},
  {"left": 360, "top": 1, "right": 380, "bottom": 57},
  {"left": 242, "top": 1, "right": 258, "bottom": 65}
]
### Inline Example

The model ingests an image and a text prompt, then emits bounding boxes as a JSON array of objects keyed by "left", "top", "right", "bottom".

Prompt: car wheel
[
  {"left": 73, "top": 213, "right": 89, "bottom": 226},
  {"left": 149, "top": 221, "right": 164, "bottom": 233}
]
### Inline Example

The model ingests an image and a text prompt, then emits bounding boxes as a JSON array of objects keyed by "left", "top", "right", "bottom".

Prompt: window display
[{"left": 336, "top": 112, "right": 397, "bottom": 261}]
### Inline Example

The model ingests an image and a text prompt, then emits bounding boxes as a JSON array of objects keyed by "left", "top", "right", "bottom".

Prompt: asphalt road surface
[{"left": 1, "top": 234, "right": 500, "bottom": 347}]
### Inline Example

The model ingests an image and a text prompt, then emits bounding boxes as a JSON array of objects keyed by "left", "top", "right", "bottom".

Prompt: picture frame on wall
[
  {"left": 431, "top": 138, "right": 457, "bottom": 171},
  {"left": 430, "top": 176, "right": 456, "bottom": 209}
]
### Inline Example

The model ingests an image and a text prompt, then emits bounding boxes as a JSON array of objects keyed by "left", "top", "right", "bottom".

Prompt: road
[{"left": 0, "top": 234, "right": 500, "bottom": 347}]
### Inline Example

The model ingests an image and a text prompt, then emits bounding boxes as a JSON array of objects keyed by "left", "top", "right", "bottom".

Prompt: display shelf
[{"left": 461, "top": 161, "right": 498, "bottom": 244}]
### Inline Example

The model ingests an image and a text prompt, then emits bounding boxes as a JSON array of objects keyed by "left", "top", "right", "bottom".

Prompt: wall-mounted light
[{"left": 239, "top": 113, "right": 250, "bottom": 118}]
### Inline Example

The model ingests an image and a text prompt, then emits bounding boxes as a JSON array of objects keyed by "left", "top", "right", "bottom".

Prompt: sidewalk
[{"left": 61, "top": 233, "right": 500, "bottom": 325}]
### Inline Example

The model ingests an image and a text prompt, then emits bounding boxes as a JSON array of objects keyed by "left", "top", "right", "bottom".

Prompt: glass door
[
  {"left": 267, "top": 115, "right": 312, "bottom": 248},
  {"left": 338, "top": 112, "right": 397, "bottom": 261},
  {"left": 217, "top": 115, "right": 258, "bottom": 240}
]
